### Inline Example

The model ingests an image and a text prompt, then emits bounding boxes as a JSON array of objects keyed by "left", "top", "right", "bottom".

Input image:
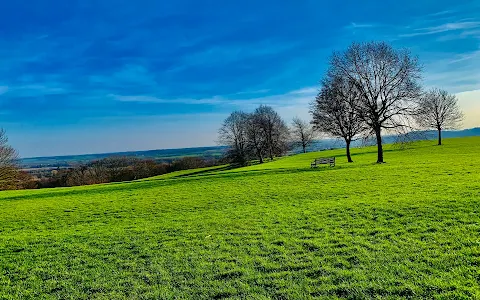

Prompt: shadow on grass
[
  {"left": 154, "top": 163, "right": 355, "bottom": 182},
  {"left": 172, "top": 164, "right": 240, "bottom": 178}
]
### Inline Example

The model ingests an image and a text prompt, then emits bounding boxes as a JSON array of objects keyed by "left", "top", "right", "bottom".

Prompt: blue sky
[{"left": 0, "top": 0, "right": 479, "bottom": 157}]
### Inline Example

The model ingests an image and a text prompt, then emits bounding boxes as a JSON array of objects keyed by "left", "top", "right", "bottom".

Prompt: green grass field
[{"left": 1, "top": 137, "right": 479, "bottom": 299}]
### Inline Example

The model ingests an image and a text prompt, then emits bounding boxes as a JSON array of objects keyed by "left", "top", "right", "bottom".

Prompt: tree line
[
  {"left": 0, "top": 150, "right": 220, "bottom": 190},
  {"left": 218, "top": 105, "right": 295, "bottom": 165},
  {"left": 221, "top": 41, "right": 464, "bottom": 165},
  {"left": 40, "top": 156, "right": 219, "bottom": 188},
  {"left": 218, "top": 104, "right": 318, "bottom": 166}
]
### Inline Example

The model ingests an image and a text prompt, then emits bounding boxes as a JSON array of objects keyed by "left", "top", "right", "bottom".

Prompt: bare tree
[
  {"left": 329, "top": 41, "right": 422, "bottom": 163},
  {"left": 291, "top": 117, "right": 315, "bottom": 153},
  {"left": 93, "top": 156, "right": 136, "bottom": 182},
  {"left": 0, "top": 129, "right": 19, "bottom": 190},
  {"left": 66, "top": 165, "right": 95, "bottom": 186},
  {"left": 132, "top": 159, "right": 165, "bottom": 179},
  {"left": 254, "top": 105, "right": 289, "bottom": 160},
  {"left": 415, "top": 89, "right": 463, "bottom": 145},
  {"left": 16, "top": 171, "right": 38, "bottom": 189},
  {"left": 246, "top": 112, "right": 266, "bottom": 163},
  {"left": 66, "top": 157, "right": 137, "bottom": 186},
  {"left": 218, "top": 111, "right": 250, "bottom": 165},
  {"left": 311, "top": 76, "right": 366, "bottom": 162},
  {"left": 218, "top": 106, "right": 289, "bottom": 164}
]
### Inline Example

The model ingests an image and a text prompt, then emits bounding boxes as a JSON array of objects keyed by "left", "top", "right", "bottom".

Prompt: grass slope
[{"left": 1, "top": 137, "right": 479, "bottom": 299}]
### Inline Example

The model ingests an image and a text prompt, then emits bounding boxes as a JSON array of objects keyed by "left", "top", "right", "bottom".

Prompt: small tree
[
  {"left": 291, "top": 117, "right": 315, "bottom": 153},
  {"left": 218, "top": 111, "right": 250, "bottom": 165},
  {"left": 254, "top": 105, "right": 289, "bottom": 160},
  {"left": 329, "top": 41, "right": 422, "bottom": 163},
  {"left": 16, "top": 171, "right": 38, "bottom": 189},
  {"left": 0, "top": 129, "right": 19, "bottom": 190},
  {"left": 415, "top": 89, "right": 463, "bottom": 145},
  {"left": 219, "top": 106, "right": 289, "bottom": 164},
  {"left": 170, "top": 157, "right": 208, "bottom": 172},
  {"left": 311, "top": 76, "right": 366, "bottom": 162},
  {"left": 246, "top": 113, "right": 266, "bottom": 163}
]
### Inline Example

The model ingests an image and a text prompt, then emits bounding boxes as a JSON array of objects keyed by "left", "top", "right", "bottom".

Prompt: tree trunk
[
  {"left": 437, "top": 128, "right": 442, "bottom": 146},
  {"left": 345, "top": 139, "right": 353, "bottom": 163},
  {"left": 302, "top": 144, "right": 306, "bottom": 154},
  {"left": 375, "top": 128, "right": 384, "bottom": 163},
  {"left": 258, "top": 151, "right": 264, "bottom": 164}
]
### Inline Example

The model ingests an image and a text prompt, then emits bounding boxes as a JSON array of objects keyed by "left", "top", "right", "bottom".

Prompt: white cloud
[
  {"left": 426, "top": 10, "right": 456, "bottom": 17},
  {"left": 233, "top": 89, "right": 270, "bottom": 95},
  {"left": 401, "top": 21, "right": 480, "bottom": 37},
  {"left": 447, "top": 50, "right": 480, "bottom": 64},
  {"left": 345, "top": 22, "right": 377, "bottom": 30},
  {"left": 111, "top": 86, "right": 319, "bottom": 109},
  {"left": 110, "top": 94, "right": 225, "bottom": 105},
  {"left": 176, "top": 39, "right": 300, "bottom": 68},
  {"left": 288, "top": 87, "right": 318, "bottom": 95},
  {"left": 0, "top": 84, "right": 67, "bottom": 97}
]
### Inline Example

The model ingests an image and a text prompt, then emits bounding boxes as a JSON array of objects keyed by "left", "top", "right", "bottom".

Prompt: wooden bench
[{"left": 311, "top": 157, "right": 335, "bottom": 168}]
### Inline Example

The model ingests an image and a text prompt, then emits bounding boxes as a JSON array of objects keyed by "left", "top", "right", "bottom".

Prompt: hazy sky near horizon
[{"left": 0, "top": 1, "right": 479, "bottom": 157}]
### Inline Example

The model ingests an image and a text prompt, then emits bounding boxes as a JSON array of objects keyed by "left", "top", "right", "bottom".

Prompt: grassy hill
[{"left": 1, "top": 137, "right": 479, "bottom": 299}]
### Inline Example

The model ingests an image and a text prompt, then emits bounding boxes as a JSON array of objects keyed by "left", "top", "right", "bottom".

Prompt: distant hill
[
  {"left": 20, "top": 127, "right": 479, "bottom": 169},
  {"left": 20, "top": 146, "right": 227, "bottom": 169},
  {"left": 439, "top": 127, "right": 480, "bottom": 138}
]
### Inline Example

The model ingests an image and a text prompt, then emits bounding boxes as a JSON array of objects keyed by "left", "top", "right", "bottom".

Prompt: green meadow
[{"left": 1, "top": 137, "right": 479, "bottom": 299}]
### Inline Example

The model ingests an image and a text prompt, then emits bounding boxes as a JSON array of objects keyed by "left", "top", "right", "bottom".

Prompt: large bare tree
[
  {"left": 218, "top": 111, "right": 250, "bottom": 165},
  {"left": 415, "top": 89, "right": 463, "bottom": 145},
  {"left": 291, "top": 117, "right": 315, "bottom": 153},
  {"left": 0, "top": 129, "right": 19, "bottom": 190},
  {"left": 311, "top": 76, "right": 366, "bottom": 162},
  {"left": 329, "top": 41, "right": 422, "bottom": 163}
]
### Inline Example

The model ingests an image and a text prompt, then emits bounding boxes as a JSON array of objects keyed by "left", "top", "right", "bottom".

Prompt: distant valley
[{"left": 20, "top": 127, "right": 480, "bottom": 170}]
